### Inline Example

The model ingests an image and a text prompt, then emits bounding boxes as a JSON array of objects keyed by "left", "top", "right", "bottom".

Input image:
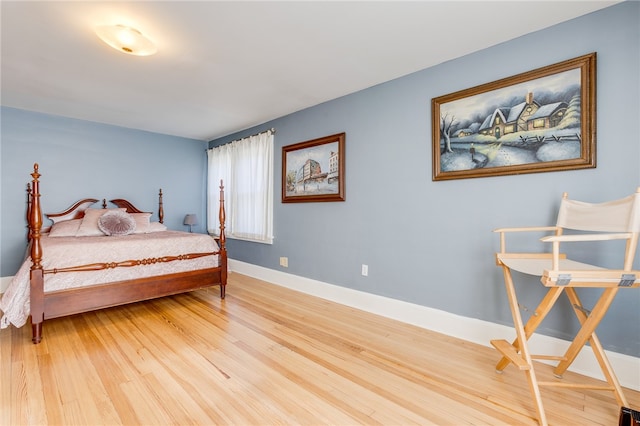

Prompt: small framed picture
[{"left": 282, "top": 133, "right": 345, "bottom": 203}]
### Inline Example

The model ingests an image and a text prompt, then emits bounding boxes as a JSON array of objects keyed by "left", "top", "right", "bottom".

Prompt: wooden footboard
[
  {"left": 43, "top": 268, "right": 224, "bottom": 319},
  {"left": 26, "top": 163, "right": 228, "bottom": 344}
]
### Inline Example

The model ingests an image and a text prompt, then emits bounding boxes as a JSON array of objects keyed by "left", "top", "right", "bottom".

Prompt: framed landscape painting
[
  {"left": 432, "top": 53, "right": 596, "bottom": 181},
  {"left": 282, "top": 132, "right": 345, "bottom": 203}
]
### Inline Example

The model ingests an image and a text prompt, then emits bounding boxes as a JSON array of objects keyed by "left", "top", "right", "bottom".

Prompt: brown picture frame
[
  {"left": 282, "top": 133, "right": 345, "bottom": 203},
  {"left": 432, "top": 52, "right": 596, "bottom": 181}
]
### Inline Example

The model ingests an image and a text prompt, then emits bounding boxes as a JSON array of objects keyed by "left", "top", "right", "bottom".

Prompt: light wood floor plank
[{"left": 1, "top": 272, "right": 638, "bottom": 425}]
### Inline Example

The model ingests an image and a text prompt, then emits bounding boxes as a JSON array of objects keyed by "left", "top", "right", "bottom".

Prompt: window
[{"left": 207, "top": 130, "right": 274, "bottom": 244}]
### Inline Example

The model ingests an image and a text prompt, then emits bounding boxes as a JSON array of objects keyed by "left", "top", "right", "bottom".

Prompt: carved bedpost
[
  {"left": 29, "top": 164, "right": 45, "bottom": 344},
  {"left": 158, "top": 189, "right": 164, "bottom": 224},
  {"left": 26, "top": 183, "right": 32, "bottom": 242},
  {"left": 219, "top": 180, "right": 227, "bottom": 299}
]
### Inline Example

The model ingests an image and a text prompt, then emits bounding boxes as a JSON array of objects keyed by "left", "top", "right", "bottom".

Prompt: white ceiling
[{"left": 1, "top": 1, "right": 620, "bottom": 141}]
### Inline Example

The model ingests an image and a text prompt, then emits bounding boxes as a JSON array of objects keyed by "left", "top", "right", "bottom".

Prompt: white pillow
[
  {"left": 76, "top": 208, "right": 126, "bottom": 237},
  {"left": 147, "top": 222, "right": 167, "bottom": 233},
  {"left": 131, "top": 213, "right": 152, "bottom": 233},
  {"left": 48, "top": 219, "right": 81, "bottom": 237}
]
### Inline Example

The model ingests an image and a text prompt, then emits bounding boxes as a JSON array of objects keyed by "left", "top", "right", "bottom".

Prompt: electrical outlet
[
  {"left": 361, "top": 264, "right": 368, "bottom": 276},
  {"left": 280, "top": 257, "right": 288, "bottom": 268}
]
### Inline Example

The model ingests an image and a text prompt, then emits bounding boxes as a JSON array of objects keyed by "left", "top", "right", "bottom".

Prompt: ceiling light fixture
[{"left": 95, "top": 25, "right": 157, "bottom": 56}]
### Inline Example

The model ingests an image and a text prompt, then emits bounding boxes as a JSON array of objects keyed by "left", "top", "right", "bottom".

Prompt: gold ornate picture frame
[{"left": 432, "top": 53, "right": 596, "bottom": 181}]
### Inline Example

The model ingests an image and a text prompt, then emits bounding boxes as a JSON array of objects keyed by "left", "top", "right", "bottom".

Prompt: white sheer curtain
[{"left": 207, "top": 130, "right": 274, "bottom": 244}]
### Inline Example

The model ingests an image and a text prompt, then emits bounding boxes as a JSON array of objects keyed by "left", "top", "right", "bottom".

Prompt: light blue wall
[
  {"left": 1, "top": 3, "right": 638, "bottom": 357},
  {"left": 211, "top": 2, "right": 640, "bottom": 356},
  {"left": 0, "top": 107, "right": 209, "bottom": 275}
]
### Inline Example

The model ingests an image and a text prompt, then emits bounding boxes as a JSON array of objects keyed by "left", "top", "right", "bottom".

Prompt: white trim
[{"left": 229, "top": 259, "right": 640, "bottom": 392}]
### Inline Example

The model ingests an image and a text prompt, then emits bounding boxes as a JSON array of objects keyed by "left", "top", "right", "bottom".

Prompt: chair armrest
[
  {"left": 541, "top": 232, "right": 634, "bottom": 271},
  {"left": 494, "top": 226, "right": 559, "bottom": 254},
  {"left": 541, "top": 233, "right": 632, "bottom": 243},
  {"left": 493, "top": 226, "right": 558, "bottom": 233}
]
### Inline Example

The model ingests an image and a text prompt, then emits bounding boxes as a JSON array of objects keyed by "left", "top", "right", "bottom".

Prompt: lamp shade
[
  {"left": 95, "top": 25, "right": 157, "bottom": 56},
  {"left": 183, "top": 214, "right": 198, "bottom": 226}
]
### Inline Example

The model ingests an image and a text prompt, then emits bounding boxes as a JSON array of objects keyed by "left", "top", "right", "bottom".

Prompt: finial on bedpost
[
  {"left": 562, "top": 192, "right": 569, "bottom": 199},
  {"left": 158, "top": 189, "right": 164, "bottom": 224}
]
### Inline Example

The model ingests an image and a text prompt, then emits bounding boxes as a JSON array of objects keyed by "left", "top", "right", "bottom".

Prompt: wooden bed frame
[{"left": 26, "top": 163, "right": 227, "bottom": 344}]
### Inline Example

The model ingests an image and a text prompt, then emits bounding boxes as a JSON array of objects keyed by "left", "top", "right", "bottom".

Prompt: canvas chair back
[
  {"left": 556, "top": 190, "right": 640, "bottom": 233},
  {"left": 555, "top": 189, "right": 640, "bottom": 270}
]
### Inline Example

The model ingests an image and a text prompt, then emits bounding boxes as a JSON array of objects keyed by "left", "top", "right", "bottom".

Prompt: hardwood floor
[{"left": 1, "top": 273, "right": 638, "bottom": 425}]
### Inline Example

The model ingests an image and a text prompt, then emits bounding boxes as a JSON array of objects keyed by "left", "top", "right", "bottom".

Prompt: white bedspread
[{"left": 0, "top": 231, "right": 219, "bottom": 329}]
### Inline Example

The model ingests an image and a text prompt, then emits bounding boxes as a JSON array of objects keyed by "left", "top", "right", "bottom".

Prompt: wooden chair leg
[
  {"left": 554, "top": 288, "right": 619, "bottom": 376},
  {"left": 562, "top": 288, "right": 628, "bottom": 407},
  {"left": 498, "top": 266, "right": 548, "bottom": 425},
  {"left": 495, "top": 278, "right": 629, "bottom": 425},
  {"left": 495, "top": 286, "right": 564, "bottom": 372}
]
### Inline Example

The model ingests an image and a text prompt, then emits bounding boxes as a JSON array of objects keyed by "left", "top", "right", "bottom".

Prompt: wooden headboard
[
  {"left": 26, "top": 174, "right": 165, "bottom": 241},
  {"left": 110, "top": 189, "right": 163, "bottom": 224},
  {"left": 44, "top": 199, "right": 103, "bottom": 224},
  {"left": 39, "top": 194, "right": 163, "bottom": 225}
]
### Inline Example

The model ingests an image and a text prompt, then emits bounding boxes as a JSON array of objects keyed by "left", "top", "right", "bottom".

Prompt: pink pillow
[
  {"left": 48, "top": 219, "right": 81, "bottom": 237},
  {"left": 76, "top": 208, "right": 126, "bottom": 236},
  {"left": 98, "top": 211, "right": 136, "bottom": 236}
]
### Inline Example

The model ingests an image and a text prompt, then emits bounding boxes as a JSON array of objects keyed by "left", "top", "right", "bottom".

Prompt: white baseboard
[{"left": 229, "top": 259, "right": 640, "bottom": 392}]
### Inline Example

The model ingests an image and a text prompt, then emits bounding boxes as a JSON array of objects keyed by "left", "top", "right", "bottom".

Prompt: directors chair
[{"left": 492, "top": 188, "right": 640, "bottom": 426}]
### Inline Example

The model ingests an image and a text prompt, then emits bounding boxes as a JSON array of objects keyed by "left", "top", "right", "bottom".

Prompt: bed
[{"left": 0, "top": 163, "right": 227, "bottom": 344}]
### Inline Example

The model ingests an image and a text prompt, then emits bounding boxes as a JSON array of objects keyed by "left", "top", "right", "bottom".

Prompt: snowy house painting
[
  {"left": 431, "top": 53, "right": 596, "bottom": 181},
  {"left": 478, "top": 92, "right": 568, "bottom": 138}
]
